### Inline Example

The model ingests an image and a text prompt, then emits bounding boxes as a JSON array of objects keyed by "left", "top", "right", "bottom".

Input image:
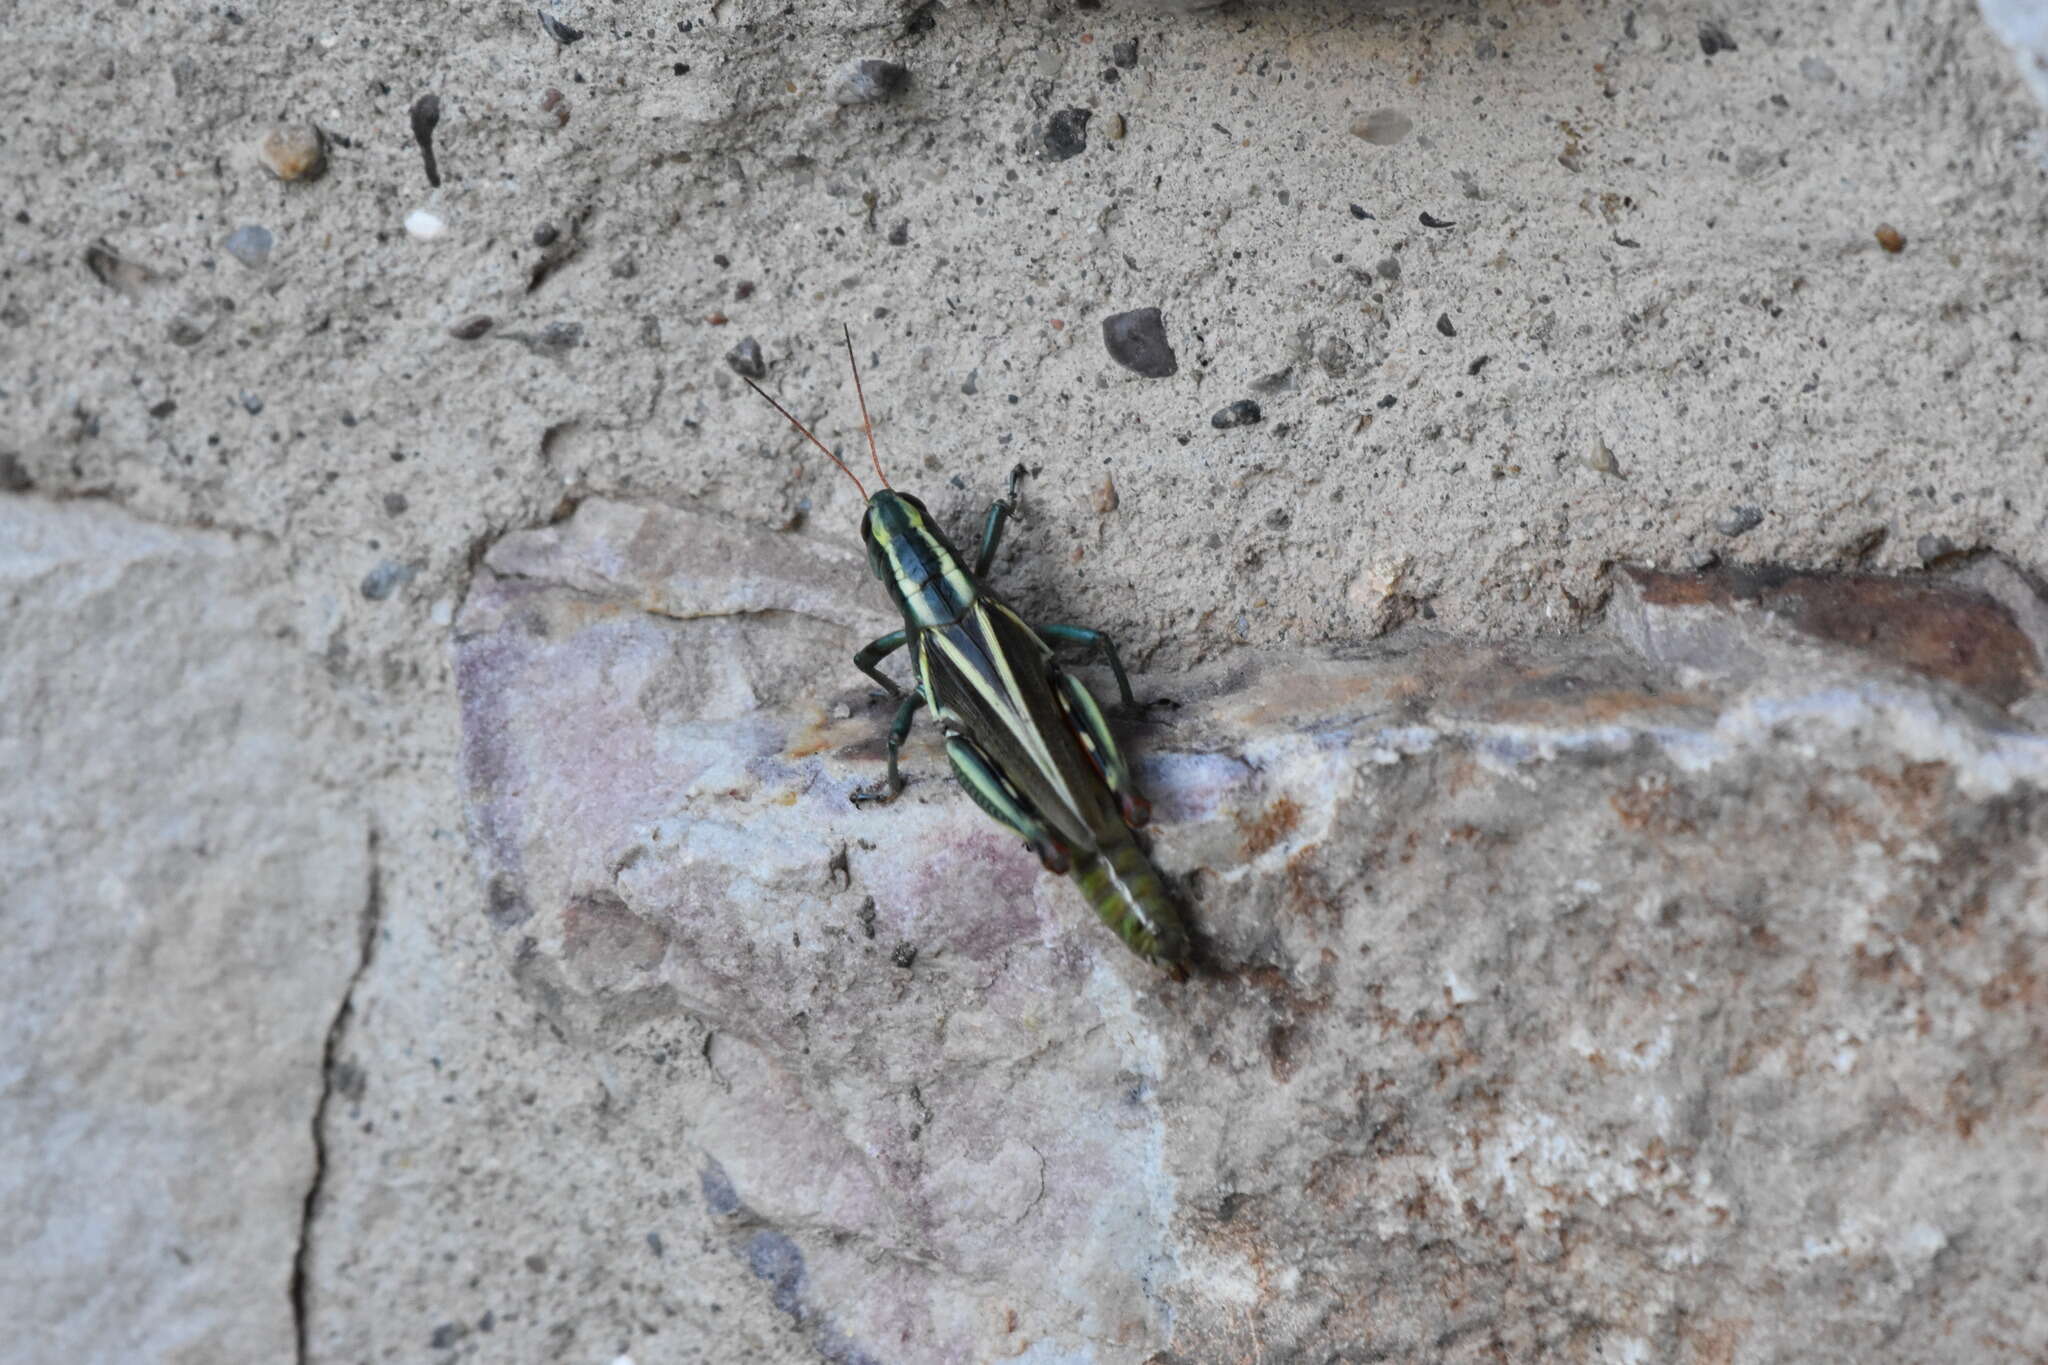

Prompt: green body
[{"left": 850, "top": 469, "right": 1190, "bottom": 972}]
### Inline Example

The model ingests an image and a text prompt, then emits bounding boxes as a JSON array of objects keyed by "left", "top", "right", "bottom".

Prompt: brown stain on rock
[
  {"left": 1628, "top": 565, "right": 2043, "bottom": 706},
  {"left": 1238, "top": 794, "right": 1302, "bottom": 857}
]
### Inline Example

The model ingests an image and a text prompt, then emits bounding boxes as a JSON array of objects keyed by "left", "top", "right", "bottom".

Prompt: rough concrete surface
[{"left": 4, "top": 0, "right": 2047, "bottom": 1361}]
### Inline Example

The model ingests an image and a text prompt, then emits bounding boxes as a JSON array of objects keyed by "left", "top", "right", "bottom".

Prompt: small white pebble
[
  {"left": 430, "top": 598, "right": 455, "bottom": 627},
  {"left": 405, "top": 209, "right": 446, "bottom": 241}
]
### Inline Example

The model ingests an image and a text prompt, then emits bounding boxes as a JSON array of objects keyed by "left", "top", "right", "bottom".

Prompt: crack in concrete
[{"left": 291, "top": 826, "right": 383, "bottom": 1365}]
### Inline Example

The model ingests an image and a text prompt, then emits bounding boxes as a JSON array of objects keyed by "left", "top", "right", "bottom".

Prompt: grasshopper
[{"left": 745, "top": 330, "right": 1191, "bottom": 976}]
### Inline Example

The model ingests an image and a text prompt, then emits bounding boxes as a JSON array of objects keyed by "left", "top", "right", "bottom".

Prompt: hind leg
[
  {"left": 1050, "top": 669, "right": 1151, "bottom": 829},
  {"left": 942, "top": 731, "right": 1071, "bottom": 873}
]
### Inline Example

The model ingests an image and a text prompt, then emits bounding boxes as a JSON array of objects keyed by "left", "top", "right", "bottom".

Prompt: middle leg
[{"left": 850, "top": 691, "right": 925, "bottom": 805}]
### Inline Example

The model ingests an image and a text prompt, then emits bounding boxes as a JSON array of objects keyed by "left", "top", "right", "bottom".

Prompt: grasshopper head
[{"left": 859, "top": 489, "right": 937, "bottom": 584}]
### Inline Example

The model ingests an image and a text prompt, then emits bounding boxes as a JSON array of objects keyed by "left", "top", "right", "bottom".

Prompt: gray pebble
[
  {"left": 537, "top": 321, "right": 583, "bottom": 352},
  {"left": 166, "top": 311, "right": 213, "bottom": 347},
  {"left": 223, "top": 225, "right": 273, "bottom": 268},
  {"left": 1686, "top": 548, "right": 1721, "bottom": 571},
  {"left": 1716, "top": 506, "right": 1764, "bottom": 537},
  {"left": 886, "top": 220, "right": 910, "bottom": 246},
  {"left": 1043, "top": 108, "right": 1092, "bottom": 160},
  {"left": 1915, "top": 533, "right": 1958, "bottom": 564},
  {"left": 239, "top": 392, "right": 264, "bottom": 415},
  {"left": 961, "top": 369, "right": 979, "bottom": 395},
  {"left": 384, "top": 492, "right": 410, "bottom": 516},
  {"left": 1349, "top": 109, "right": 1413, "bottom": 145},
  {"left": 1112, "top": 38, "right": 1139, "bottom": 68},
  {"left": 449, "top": 315, "right": 494, "bottom": 341},
  {"left": 1211, "top": 399, "right": 1262, "bottom": 430},
  {"left": 1376, "top": 256, "right": 1401, "bottom": 282},
  {"left": 726, "top": 336, "right": 767, "bottom": 380},
  {"left": 1317, "top": 337, "right": 1354, "bottom": 378},
  {"left": 360, "top": 560, "right": 414, "bottom": 601},
  {"left": 1101, "top": 307, "right": 1177, "bottom": 378},
  {"left": 831, "top": 58, "right": 911, "bottom": 106},
  {"left": 1436, "top": 313, "right": 1456, "bottom": 337}
]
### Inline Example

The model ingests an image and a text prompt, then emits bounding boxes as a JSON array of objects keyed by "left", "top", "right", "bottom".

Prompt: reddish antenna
[
  {"left": 841, "top": 324, "right": 891, "bottom": 490},
  {"left": 741, "top": 375, "right": 869, "bottom": 502}
]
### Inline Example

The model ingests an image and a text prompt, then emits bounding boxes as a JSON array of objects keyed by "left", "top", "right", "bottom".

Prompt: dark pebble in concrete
[
  {"left": 1698, "top": 20, "right": 1736, "bottom": 55},
  {"left": 726, "top": 337, "right": 767, "bottom": 379},
  {"left": 538, "top": 9, "right": 584, "bottom": 43},
  {"left": 1101, "top": 307, "right": 1177, "bottom": 378},
  {"left": 1376, "top": 257, "right": 1401, "bottom": 281},
  {"left": 1112, "top": 38, "right": 1138, "bottom": 68},
  {"left": 887, "top": 220, "right": 910, "bottom": 246},
  {"left": 1436, "top": 313, "right": 1456, "bottom": 337},
  {"left": 1349, "top": 204, "right": 1370, "bottom": 220},
  {"left": 240, "top": 392, "right": 263, "bottom": 415},
  {"left": 450, "top": 316, "right": 494, "bottom": 340},
  {"left": 1211, "top": 399, "right": 1262, "bottom": 430},
  {"left": 533, "top": 223, "right": 559, "bottom": 247},
  {"left": 1716, "top": 506, "right": 1764, "bottom": 536},
  {"left": 410, "top": 94, "right": 443, "bottom": 187},
  {"left": 1043, "top": 108, "right": 1092, "bottom": 160},
  {"left": 384, "top": 492, "right": 409, "bottom": 516},
  {"left": 832, "top": 58, "right": 911, "bottom": 105},
  {"left": 1377, "top": 395, "right": 1398, "bottom": 409},
  {"left": 360, "top": 561, "right": 413, "bottom": 601}
]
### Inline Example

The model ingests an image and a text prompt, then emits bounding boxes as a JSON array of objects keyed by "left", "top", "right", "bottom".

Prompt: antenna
[
  {"left": 741, "top": 377, "right": 869, "bottom": 502},
  {"left": 841, "top": 324, "right": 891, "bottom": 490}
]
